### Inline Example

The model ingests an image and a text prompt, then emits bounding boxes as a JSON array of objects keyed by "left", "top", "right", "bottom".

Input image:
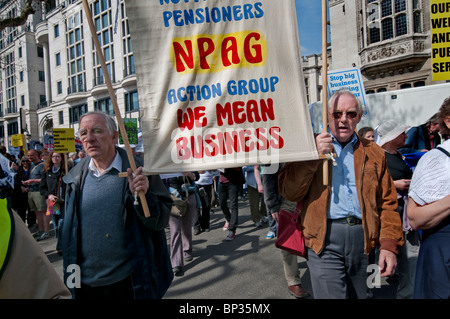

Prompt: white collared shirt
[{"left": 88, "top": 151, "right": 122, "bottom": 177}]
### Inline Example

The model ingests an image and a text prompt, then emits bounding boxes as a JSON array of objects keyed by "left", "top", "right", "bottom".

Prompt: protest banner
[
  {"left": 327, "top": 67, "right": 367, "bottom": 108},
  {"left": 124, "top": 0, "right": 319, "bottom": 174},
  {"left": 430, "top": 0, "right": 450, "bottom": 81},
  {"left": 53, "top": 128, "right": 76, "bottom": 174},
  {"left": 327, "top": 67, "right": 370, "bottom": 118},
  {"left": 10, "top": 134, "right": 24, "bottom": 148},
  {"left": 52, "top": 128, "right": 76, "bottom": 154}
]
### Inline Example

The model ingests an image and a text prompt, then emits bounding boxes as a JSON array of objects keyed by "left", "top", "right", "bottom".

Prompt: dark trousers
[
  {"left": 193, "top": 184, "right": 212, "bottom": 231},
  {"left": 306, "top": 220, "right": 370, "bottom": 299},
  {"left": 76, "top": 276, "right": 134, "bottom": 299},
  {"left": 219, "top": 182, "right": 239, "bottom": 232}
]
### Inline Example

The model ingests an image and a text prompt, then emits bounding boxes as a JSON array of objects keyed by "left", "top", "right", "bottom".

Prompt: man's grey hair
[
  {"left": 79, "top": 111, "right": 118, "bottom": 136},
  {"left": 328, "top": 89, "right": 363, "bottom": 113}
]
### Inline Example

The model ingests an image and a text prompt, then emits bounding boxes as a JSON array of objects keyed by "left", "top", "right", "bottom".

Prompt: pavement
[{"left": 37, "top": 198, "right": 398, "bottom": 300}]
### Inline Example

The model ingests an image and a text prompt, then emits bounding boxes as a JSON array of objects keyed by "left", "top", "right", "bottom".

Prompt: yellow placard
[
  {"left": 11, "top": 134, "right": 24, "bottom": 147},
  {"left": 431, "top": 0, "right": 450, "bottom": 81},
  {"left": 53, "top": 128, "right": 75, "bottom": 153}
]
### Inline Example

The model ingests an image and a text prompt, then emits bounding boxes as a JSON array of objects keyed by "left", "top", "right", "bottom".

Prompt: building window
[
  {"left": 400, "top": 83, "right": 412, "bottom": 89},
  {"left": 37, "top": 46, "right": 44, "bottom": 58},
  {"left": 57, "top": 81, "right": 63, "bottom": 94},
  {"left": 395, "top": 14, "right": 407, "bottom": 36},
  {"left": 366, "top": 0, "right": 408, "bottom": 45},
  {"left": 18, "top": 46, "right": 22, "bottom": 58},
  {"left": 54, "top": 24, "right": 60, "bottom": 38},
  {"left": 122, "top": 3, "right": 135, "bottom": 77},
  {"left": 413, "top": 0, "right": 422, "bottom": 33},
  {"left": 59, "top": 111, "right": 64, "bottom": 125},
  {"left": 69, "top": 104, "right": 88, "bottom": 124},
  {"left": 125, "top": 91, "right": 139, "bottom": 113},
  {"left": 382, "top": 18, "right": 393, "bottom": 40},
  {"left": 56, "top": 52, "right": 61, "bottom": 66},
  {"left": 21, "top": 95, "right": 25, "bottom": 106},
  {"left": 7, "top": 122, "right": 18, "bottom": 136},
  {"left": 94, "top": 97, "right": 114, "bottom": 114},
  {"left": 414, "top": 81, "right": 425, "bottom": 87},
  {"left": 369, "top": 22, "right": 381, "bottom": 44},
  {"left": 5, "top": 52, "right": 16, "bottom": 114},
  {"left": 92, "top": 0, "right": 115, "bottom": 87},
  {"left": 19, "top": 71, "right": 24, "bottom": 82},
  {"left": 66, "top": 11, "right": 86, "bottom": 94},
  {"left": 38, "top": 71, "right": 45, "bottom": 82},
  {"left": 394, "top": 0, "right": 406, "bottom": 13}
]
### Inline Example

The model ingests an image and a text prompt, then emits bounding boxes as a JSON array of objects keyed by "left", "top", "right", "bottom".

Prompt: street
[{"left": 38, "top": 199, "right": 397, "bottom": 300}]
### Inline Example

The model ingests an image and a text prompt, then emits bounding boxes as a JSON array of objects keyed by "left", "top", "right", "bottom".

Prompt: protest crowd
[{"left": 0, "top": 93, "right": 448, "bottom": 300}]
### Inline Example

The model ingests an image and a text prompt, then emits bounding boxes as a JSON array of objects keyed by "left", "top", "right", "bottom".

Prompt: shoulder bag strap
[
  {"left": 294, "top": 200, "right": 304, "bottom": 214},
  {"left": 436, "top": 146, "right": 450, "bottom": 158}
]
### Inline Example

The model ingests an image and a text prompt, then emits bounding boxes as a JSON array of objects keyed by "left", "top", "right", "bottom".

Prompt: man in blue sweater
[{"left": 62, "top": 111, "right": 173, "bottom": 299}]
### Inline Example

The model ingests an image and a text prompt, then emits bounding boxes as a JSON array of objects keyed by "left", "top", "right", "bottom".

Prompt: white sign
[
  {"left": 327, "top": 67, "right": 368, "bottom": 110},
  {"left": 124, "top": 0, "right": 318, "bottom": 174}
]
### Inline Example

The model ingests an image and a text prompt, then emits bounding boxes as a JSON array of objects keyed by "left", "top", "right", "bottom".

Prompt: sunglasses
[
  {"left": 330, "top": 111, "right": 359, "bottom": 120},
  {"left": 22, "top": 160, "right": 30, "bottom": 163}
]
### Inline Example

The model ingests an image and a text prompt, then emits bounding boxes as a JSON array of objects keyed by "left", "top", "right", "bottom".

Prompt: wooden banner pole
[
  {"left": 81, "top": 0, "right": 151, "bottom": 217},
  {"left": 321, "top": 0, "right": 329, "bottom": 186},
  {"left": 64, "top": 153, "right": 69, "bottom": 175}
]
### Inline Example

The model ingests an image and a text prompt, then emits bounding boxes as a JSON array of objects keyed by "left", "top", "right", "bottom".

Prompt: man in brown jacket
[{"left": 278, "top": 90, "right": 403, "bottom": 299}]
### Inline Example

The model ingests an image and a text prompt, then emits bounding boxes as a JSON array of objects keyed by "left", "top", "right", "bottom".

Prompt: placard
[
  {"left": 431, "top": 0, "right": 450, "bottom": 81},
  {"left": 124, "top": 0, "right": 318, "bottom": 174},
  {"left": 53, "top": 128, "right": 76, "bottom": 153}
]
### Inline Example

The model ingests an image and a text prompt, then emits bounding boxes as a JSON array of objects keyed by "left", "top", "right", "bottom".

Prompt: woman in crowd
[
  {"left": 407, "top": 98, "right": 450, "bottom": 299},
  {"left": 167, "top": 171, "right": 199, "bottom": 275},
  {"left": 40, "top": 152, "right": 66, "bottom": 253},
  {"left": 358, "top": 126, "right": 375, "bottom": 141},
  {"left": 376, "top": 119, "right": 419, "bottom": 299}
]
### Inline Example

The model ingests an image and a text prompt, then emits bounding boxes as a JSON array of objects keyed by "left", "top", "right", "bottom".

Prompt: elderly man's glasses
[{"left": 330, "top": 111, "right": 358, "bottom": 120}]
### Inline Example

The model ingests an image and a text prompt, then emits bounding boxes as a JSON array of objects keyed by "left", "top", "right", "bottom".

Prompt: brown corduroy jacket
[{"left": 278, "top": 137, "right": 404, "bottom": 256}]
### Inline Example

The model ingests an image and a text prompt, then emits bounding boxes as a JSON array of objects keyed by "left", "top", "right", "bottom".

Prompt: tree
[{"left": 0, "top": 0, "right": 53, "bottom": 30}]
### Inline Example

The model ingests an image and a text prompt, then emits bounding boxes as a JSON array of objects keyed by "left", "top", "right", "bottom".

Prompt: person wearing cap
[
  {"left": 399, "top": 113, "right": 441, "bottom": 154},
  {"left": 278, "top": 90, "right": 404, "bottom": 299},
  {"left": 376, "top": 119, "right": 419, "bottom": 299}
]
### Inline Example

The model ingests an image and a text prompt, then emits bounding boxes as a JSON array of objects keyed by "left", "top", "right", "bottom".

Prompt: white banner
[{"left": 125, "top": 0, "right": 318, "bottom": 174}]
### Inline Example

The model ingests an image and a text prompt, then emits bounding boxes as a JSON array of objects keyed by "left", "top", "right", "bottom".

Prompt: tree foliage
[{"left": 0, "top": 0, "right": 52, "bottom": 31}]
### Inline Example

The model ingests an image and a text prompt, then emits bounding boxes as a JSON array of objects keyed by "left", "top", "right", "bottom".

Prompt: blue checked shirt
[{"left": 328, "top": 132, "right": 362, "bottom": 220}]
